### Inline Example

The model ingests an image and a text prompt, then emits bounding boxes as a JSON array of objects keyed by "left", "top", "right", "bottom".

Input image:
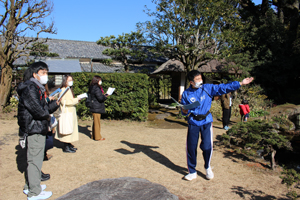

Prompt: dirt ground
[{"left": 0, "top": 114, "right": 291, "bottom": 200}]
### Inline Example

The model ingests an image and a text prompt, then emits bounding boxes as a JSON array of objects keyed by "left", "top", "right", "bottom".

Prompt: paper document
[
  {"left": 49, "top": 88, "right": 61, "bottom": 97},
  {"left": 77, "top": 93, "right": 88, "bottom": 99},
  {"left": 170, "top": 96, "right": 200, "bottom": 110},
  {"left": 106, "top": 87, "right": 115, "bottom": 95},
  {"left": 57, "top": 87, "right": 70, "bottom": 101}
]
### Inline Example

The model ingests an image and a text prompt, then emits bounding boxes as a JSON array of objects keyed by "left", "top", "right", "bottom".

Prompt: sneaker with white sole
[
  {"left": 23, "top": 184, "right": 47, "bottom": 195},
  {"left": 27, "top": 191, "right": 52, "bottom": 200},
  {"left": 206, "top": 167, "right": 214, "bottom": 180},
  {"left": 184, "top": 172, "right": 197, "bottom": 181}
]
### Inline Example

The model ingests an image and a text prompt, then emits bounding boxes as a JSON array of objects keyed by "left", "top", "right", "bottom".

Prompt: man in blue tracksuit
[{"left": 181, "top": 70, "right": 253, "bottom": 181}]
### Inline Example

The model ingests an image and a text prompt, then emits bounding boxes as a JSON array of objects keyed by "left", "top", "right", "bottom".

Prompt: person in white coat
[{"left": 55, "top": 75, "right": 82, "bottom": 153}]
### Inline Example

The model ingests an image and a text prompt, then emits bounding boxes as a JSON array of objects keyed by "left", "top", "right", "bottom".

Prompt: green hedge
[{"left": 72, "top": 72, "right": 149, "bottom": 121}]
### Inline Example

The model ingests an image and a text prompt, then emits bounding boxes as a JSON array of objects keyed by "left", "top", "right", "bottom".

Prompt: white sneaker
[
  {"left": 23, "top": 185, "right": 47, "bottom": 195},
  {"left": 27, "top": 191, "right": 52, "bottom": 200},
  {"left": 184, "top": 172, "right": 197, "bottom": 181},
  {"left": 206, "top": 167, "right": 214, "bottom": 180}
]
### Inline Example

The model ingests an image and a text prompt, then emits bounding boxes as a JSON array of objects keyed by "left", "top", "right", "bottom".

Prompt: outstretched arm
[{"left": 240, "top": 77, "right": 254, "bottom": 86}]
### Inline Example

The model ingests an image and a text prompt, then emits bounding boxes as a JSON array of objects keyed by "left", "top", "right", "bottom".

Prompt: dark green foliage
[
  {"left": 98, "top": 59, "right": 113, "bottom": 66},
  {"left": 249, "top": 110, "right": 269, "bottom": 118},
  {"left": 221, "top": 120, "right": 292, "bottom": 165},
  {"left": 137, "top": 0, "right": 245, "bottom": 88},
  {"left": 96, "top": 31, "right": 146, "bottom": 72},
  {"left": 238, "top": 6, "right": 300, "bottom": 104},
  {"left": 148, "top": 75, "right": 172, "bottom": 103},
  {"left": 210, "top": 84, "right": 271, "bottom": 119},
  {"left": 280, "top": 167, "right": 300, "bottom": 199},
  {"left": 272, "top": 115, "right": 295, "bottom": 131},
  {"left": 28, "top": 42, "right": 59, "bottom": 58},
  {"left": 72, "top": 72, "right": 149, "bottom": 121}
]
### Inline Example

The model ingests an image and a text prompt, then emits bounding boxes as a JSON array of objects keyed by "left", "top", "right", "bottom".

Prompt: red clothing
[{"left": 239, "top": 104, "right": 250, "bottom": 115}]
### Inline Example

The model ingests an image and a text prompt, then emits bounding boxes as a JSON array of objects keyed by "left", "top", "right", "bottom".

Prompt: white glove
[{"left": 19, "top": 134, "right": 27, "bottom": 149}]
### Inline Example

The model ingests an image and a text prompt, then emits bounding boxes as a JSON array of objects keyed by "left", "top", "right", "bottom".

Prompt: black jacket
[
  {"left": 89, "top": 85, "right": 107, "bottom": 114},
  {"left": 17, "top": 80, "right": 59, "bottom": 136}
]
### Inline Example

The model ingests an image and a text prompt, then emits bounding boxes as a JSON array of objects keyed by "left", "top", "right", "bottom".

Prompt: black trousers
[{"left": 222, "top": 107, "right": 231, "bottom": 128}]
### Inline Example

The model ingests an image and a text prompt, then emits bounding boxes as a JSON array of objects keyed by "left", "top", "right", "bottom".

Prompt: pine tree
[{"left": 221, "top": 120, "right": 292, "bottom": 170}]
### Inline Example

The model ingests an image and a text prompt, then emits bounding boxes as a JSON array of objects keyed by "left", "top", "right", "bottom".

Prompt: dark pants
[
  {"left": 241, "top": 113, "right": 250, "bottom": 121},
  {"left": 45, "top": 131, "right": 54, "bottom": 152},
  {"left": 222, "top": 107, "right": 231, "bottom": 128},
  {"left": 186, "top": 123, "right": 213, "bottom": 174}
]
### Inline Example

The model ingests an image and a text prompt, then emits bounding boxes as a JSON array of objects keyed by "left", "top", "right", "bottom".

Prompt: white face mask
[
  {"left": 194, "top": 81, "right": 203, "bottom": 88},
  {"left": 99, "top": 81, "right": 102, "bottom": 85},
  {"left": 37, "top": 74, "right": 48, "bottom": 85},
  {"left": 68, "top": 81, "right": 73, "bottom": 87}
]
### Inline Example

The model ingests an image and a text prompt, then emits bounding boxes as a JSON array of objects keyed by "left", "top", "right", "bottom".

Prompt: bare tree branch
[{"left": 0, "top": 0, "right": 56, "bottom": 109}]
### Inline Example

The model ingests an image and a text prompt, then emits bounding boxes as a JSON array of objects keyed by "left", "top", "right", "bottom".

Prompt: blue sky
[{"left": 39, "top": 0, "right": 262, "bottom": 42}]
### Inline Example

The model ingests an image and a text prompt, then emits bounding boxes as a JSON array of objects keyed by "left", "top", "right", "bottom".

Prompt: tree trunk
[
  {"left": 287, "top": 0, "right": 299, "bottom": 44},
  {"left": 271, "top": 149, "right": 277, "bottom": 170},
  {"left": 125, "top": 65, "right": 129, "bottom": 72},
  {"left": 124, "top": 58, "right": 129, "bottom": 72},
  {"left": 261, "top": 0, "right": 269, "bottom": 16},
  {"left": 185, "top": 64, "right": 192, "bottom": 89},
  {"left": 277, "top": 0, "right": 285, "bottom": 23},
  {"left": 0, "top": 63, "right": 13, "bottom": 111}
]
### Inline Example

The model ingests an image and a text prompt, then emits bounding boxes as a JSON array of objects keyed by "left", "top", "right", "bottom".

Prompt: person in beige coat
[{"left": 55, "top": 75, "right": 81, "bottom": 153}]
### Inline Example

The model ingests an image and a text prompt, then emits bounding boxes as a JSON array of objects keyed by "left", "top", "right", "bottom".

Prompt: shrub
[
  {"left": 3, "top": 96, "right": 19, "bottom": 113},
  {"left": 272, "top": 115, "right": 295, "bottom": 131},
  {"left": 280, "top": 167, "right": 300, "bottom": 199},
  {"left": 221, "top": 120, "right": 292, "bottom": 170},
  {"left": 148, "top": 75, "right": 171, "bottom": 102},
  {"left": 249, "top": 110, "right": 269, "bottom": 117},
  {"left": 210, "top": 84, "right": 272, "bottom": 119},
  {"left": 72, "top": 72, "right": 149, "bottom": 121}
]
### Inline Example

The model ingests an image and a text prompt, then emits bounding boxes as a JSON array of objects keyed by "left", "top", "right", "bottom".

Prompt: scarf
[
  {"left": 100, "top": 86, "right": 104, "bottom": 94},
  {"left": 30, "top": 77, "right": 46, "bottom": 93}
]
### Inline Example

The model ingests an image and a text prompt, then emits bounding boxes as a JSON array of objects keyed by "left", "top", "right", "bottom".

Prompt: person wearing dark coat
[
  {"left": 88, "top": 75, "right": 108, "bottom": 141},
  {"left": 19, "top": 66, "right": 52, "bottom": 183},
  {"left": 220, "top": 92, "right": 232, "bottom": 130},
  {"left": 17, "top": 61, "right": 60, "bottom": 200}
]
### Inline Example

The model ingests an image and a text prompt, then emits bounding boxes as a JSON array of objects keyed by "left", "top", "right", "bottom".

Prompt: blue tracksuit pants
[{"left": 186, "top": 122, "right": 213, "bottom": 173}]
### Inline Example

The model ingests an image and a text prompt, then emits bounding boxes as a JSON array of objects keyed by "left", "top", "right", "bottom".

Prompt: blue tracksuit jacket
[{"left": 181, "top": 81, "right": 241, "bottom": 126}]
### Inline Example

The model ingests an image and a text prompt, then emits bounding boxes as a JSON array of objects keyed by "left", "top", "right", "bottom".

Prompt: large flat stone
[{"left": 56, "top": 177, "right": 179, "bottom": 200}]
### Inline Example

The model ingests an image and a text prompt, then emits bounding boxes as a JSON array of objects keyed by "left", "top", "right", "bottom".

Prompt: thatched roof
[
  {"left": 151, "top": 59, "right": 241, "bottom": 74},
  {"left": 199, "top": 59, "right": 226, "bottom": 73}
]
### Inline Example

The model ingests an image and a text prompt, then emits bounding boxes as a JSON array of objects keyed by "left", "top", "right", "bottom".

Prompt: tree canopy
[
  {"left": 96, "top": 31, "right": 146, "bottom": 72},
  {"left": 237, "top": 0, "right": 300, "bottom": 103},
  {"left": 137, "top": 0, "right": 247, "bottom": 76},
  {"left": 137, "top": 0, "right": 300, "bottom": 102}
]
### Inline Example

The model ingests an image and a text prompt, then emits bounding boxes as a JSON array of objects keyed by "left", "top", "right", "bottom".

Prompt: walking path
[{"left": 0, "top": 118, "right": 288, "bottom": 200}]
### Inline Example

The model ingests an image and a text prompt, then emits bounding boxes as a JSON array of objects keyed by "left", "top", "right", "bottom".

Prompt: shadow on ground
[
  {"left": 115, "top": 140, "right": 207, "bottom": 179},
  {"left": 15, "top": 144, "right": 27, "bottom": 174},
  {"left": 231, "top": 186, "right": 288, "bottom": 200},
  {"left": 164, "top": 118, "right": 188, "bottom": 128},
  {"left": 53, "top": 125, "right": 91, "bottom": 150},
  {"left": 213, "top": 135, "right": 270, "bottom": 169},
  {"left": 78, "top": 124, "right": 91, "bottom": 138},
  {"left": 148, "top": 108, "right": 188, "bottom": 129}
]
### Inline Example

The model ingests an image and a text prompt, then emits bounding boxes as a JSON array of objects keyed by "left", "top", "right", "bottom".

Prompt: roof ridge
[{"left": 45, "top": 38, "right": 98, "bottom": 44}]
